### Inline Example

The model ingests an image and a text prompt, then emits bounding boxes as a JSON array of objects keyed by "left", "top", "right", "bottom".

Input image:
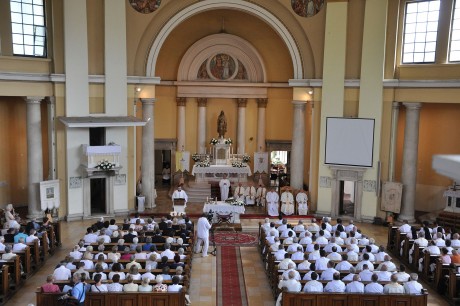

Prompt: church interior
[{"left": 0, "top": 0, "right": 460, "bottom": 305}]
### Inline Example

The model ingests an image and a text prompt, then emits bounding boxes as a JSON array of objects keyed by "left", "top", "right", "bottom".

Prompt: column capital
[
  {"left": 392, "top": 101, "right": 400, "bottom": 109},
  {"left": 257, "top": 98, "right": 268, "bottom": 108},
  {"left": 403, "top": 102, "right": 422, "bottom": 110},
  {"left": 140, "top": 98, "right": 156, "bottom": 105},
  {"left": 197, "top": 98, "right": 207, "bottom": 107},
  {"left": 46, "top": 96, "right": 56, "bottom": 105},
  {"left": 176, "top": 97, "right": 186, "bottom": 106},
  {"left": 292, "top": 100, "right": 307, "bottom": 108},
  {"left": 237, "top": 98, "right": 247, "bottom": 108},
  {"left": 24, "top": 96, "right": 44, "bottom": 104}
]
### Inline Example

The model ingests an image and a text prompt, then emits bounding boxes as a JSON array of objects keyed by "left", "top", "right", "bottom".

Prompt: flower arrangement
[
  {"left": 224, "top": 138, "right": 232, "bottom": 145},
  {"left": 225, "top": 198, "right": 245, "bottom": 206},
  {"left": 191, "top": 153, "right": 201, "bottom": 162},
  {"left": 196, "top": 160, "right": 210, "bottom": 167},
  {"left": 96, "top": 159, "right": 115, "bottom": 170},
  {"left": 210, "top": 138, "right": 219, "bottom": 145},
  {"left": 242, "top": 154, "right": 251, "bottom": 163},
  {"left": 232, "top": 161, "right": 245, "bottom": 168}
]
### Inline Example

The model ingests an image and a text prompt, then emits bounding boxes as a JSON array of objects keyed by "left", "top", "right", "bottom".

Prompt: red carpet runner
[{"left": 217, "top": 246, "right": 248, "bottom": 306}]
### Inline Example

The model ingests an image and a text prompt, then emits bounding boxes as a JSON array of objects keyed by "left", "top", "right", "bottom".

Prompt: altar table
[
  {"left": 203, "top": 202, "right": 245, "bottom": 223},
  {"left": 192, "top": 165, "right": 251, "bottom": 183}
]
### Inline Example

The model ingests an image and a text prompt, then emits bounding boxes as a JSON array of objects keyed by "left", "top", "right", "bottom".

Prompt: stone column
[
  {"left": 25, "top": 96, "right": 45, "bottom": 218},
  {"left": 290, "top": 101, "right": 307, "bottom": 190},
  {"left": 237, "top": 98, "right": 247, "bottom": 154},
  {"left": 399, "top": 102, "right": 422, "bottom": 222},
  {"left": 197, "top": 98, "right": 207, "bottom": 154},
  {"left": 141, "top": 98, "right": 156, "bottom": 208},
  {"left": 176, "top": 97, "right": 186, "bottom": 151},
  {"left": 46, "top": 96, "right": 57, "bottom": 180},
  {"left": 388, "top": 102, "right": 400, "bottom": 181},
  {"left": 256, "top": 98, "right": 268, "bottom": 152}
]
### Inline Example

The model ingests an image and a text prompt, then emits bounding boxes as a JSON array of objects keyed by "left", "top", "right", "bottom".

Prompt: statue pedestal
[{"left": 213, "top": 143, "right": 230, "bottom": 165}]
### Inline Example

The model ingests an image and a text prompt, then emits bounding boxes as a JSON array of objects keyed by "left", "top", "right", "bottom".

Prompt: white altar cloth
[
  {"left": 192, "top": 165, "right": 251, "bottom": 183},
  {"left": 203, "top": 202, "right": 245, "bottom": 223}
]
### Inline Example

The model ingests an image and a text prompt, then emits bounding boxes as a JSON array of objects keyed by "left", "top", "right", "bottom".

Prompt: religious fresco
[
  {"left": 128, "top": 0, "right": 161, "bottom": 14},
  {"left": 235, "top": 60, "right": 248, "bottom": 80},
  {"left": 209, "top": 53, "right": 236, "bottom": 80},
  {"left": 197, "top": 61, "right": 210, "bottom": 79},
  {"left": 291, "top": 0, "right": 325, "bottom": 17}
]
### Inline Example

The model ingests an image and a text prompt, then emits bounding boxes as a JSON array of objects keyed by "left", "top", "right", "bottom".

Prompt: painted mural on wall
[
  {"left": 197, "top": 54, "right": 248, "bottom": 81},
  {"left": 291, "top": 0, "right": 325, "bottom": 17},
  {"left": 128, "top": 0, "right": 161, "bottom": 14}
]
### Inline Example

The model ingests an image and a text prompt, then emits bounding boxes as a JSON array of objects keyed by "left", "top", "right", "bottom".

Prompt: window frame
[{"left": 449, "top": 0, "right": 460, "bottom": 62}]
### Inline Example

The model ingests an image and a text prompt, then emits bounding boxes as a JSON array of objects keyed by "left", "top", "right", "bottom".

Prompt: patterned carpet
[
  {"left": 213, "top": 232, "right": 258, "bottom": 247},
  {"left": 217, "top": 246, "right": 248, "bottom": 306}
]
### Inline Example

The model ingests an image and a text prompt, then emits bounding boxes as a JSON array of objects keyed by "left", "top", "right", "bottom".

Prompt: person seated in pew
[
  {"left": 53, "top": 261, "right": 71, "bottom": 281},
  {"left": 130, "top": 213, "right": 145, "bottom": 225},
  {"left": 177, "top": 247, "right": 186, "bottom": 261},
  {"left": 126, "top": 255, "right": 142, "bottom": 270},
  {"left": 359, "top": 245, "right": 375, "bottom": 262},
  {"left": 419, "top": 241, "right": 440, "bottom": 272},
  {"left": 293, "top": 220, "right": 306, "bottom": 232},
  {"left": 92, "top": 264, "right": 107, "bottom": 281},
  {"left": 364, "top": 273, "right": 383, "bottom": 293},
  {"left": 286, "top": 237, "right": 301, "bottom": 252},
  {"left": 431, "top": 221, "right": 445, "bottom": 237},
  {"left": 13, "top": 227, "right": 28, "bottom": 244},
  {"left": 394, "top": 264, "right": 411, "bottom": 282},
  {"left": 146, "top": 253, "right": 159, "bottom": 269},
  {"left": 451, "top": 233, "right": 460, "bottom": 248},
  {"left": 403, "top": 273, "right": 424, "bottom": 294},
  {"left": 91, "top": 273, "right": 108, "bottom": 292},
  {"left": 65, "top": 256, "right": 76, "bottom": 270},
  {"left": 440, "top": 247, "right": 452, "bottom": 264},
  {"left": 274, "top": 244, "right": 287, "bottom": 261},
  {"left": 302, "top": 271, "right": 323, "bottom": 293},
  {"left": 107, "top": 246, "right": 121, "bottom": 262},
  {"left": 451, "top": 249, "right": 460, "bottom": 263},
  {"left": 302, "top": 263, "right": 316, "bottom": 281},
  {"left": 375, "top": 245, "right": 389, "bottom": 262},
  {"left": 4, "top": 228, "right": 15, "bottom": 244},
  {"left": 433, "top": 232, "right": 446, "bottom": 247},
  {"left": 108, "top": 262, "right": 126, "bottom": 280},
  {"left": 0, "top": 236, "right": 5, "bottom": 252},
  {"left": 324, "top": 237, "right": 342, "bottom": 253},
  {"left": 399, "top": 219, "right": 412, "bottom": 234},
  {"left": 157, "top": 256, "right": 170, "bottom": 270},
  {"left": 161, "top": 243, "right": 175, "bottom": 260},
  {"left": 280, "top": 225, "right": 296, "bottom": 239},
  {"left": 326, "top": 246, "right": 342, "bottom": 261},
  {"left": 282, "top": 231, "right": 295, "bottom": 245},
  {"left": 342, "top": 266, "right": 358, "bottom": 281},
  {"left": 320, "top": 261, "right": 339, "bottom": 281},
  {"left": 276, "top": 271, "right": 302, "bottom": 306},
  {"left": 133, "top": 246, "right": 147, "bottom": 260},
  {"left": 346, "top": 244, "right": 359, "bottom": 262},
  {"left": 12, "top": 237, "right": 27, "bottom": 252},
  {"left": 305, "top": 236, "right": 317, "bottom": 253},
  {"left": 299, "top": 231, "right": 312, "bottom": 244},
  {"left": 376, "top": 264, "right": 392, "bottom": 282},
  {"left": 307, "top": 244, "right": 320, "bottom": 261},
  {"left": 307, "top": 218, "right": 320, "bottom": 232},
  {"left": 139, "top": 277, "right": 153, "bottom": 292},
  {"left": 26, "top": 228, "right": 40, "bottom": 245},
  {"left": 297, "top": 253, "right": 311, "bottom": 270},
  {"left": 168, "top": 275, "right": 183, "bottom": 292},
  {"left": 81, "top": 252, "right": 95, "bottom": 270},
  {"left": 383, "top": 274, "right": 404, "bottom": 294},
  {"left": 355, "top": 253, "right": 374, "bottom": 272},
  {"left": 445, "top": 239, "right": 454, "bottom": 254},
  {"left": 359, "top": 235, "right": 370, "bottom": 246},
  {"left": 127, "top": 265, "right": 142, "bottom": 281},
  {"left": 75, "top": 261, "right": 90, "bottom": 280},
  {"left": 345, "top": 274, "right": 364, "bottom": 293},
  {"left": 153, "top": 275, "right": 168, "bottom": 292},
  {"left": 41, "top": 274, "right": 61, "bottom": 293},
  {"left": 94, "top": 244, "right": 107, "bottom": 260},
  {"left": 83, "top": 227, "right": 98, "bottom": 245},
  {"left": 142, "top": 236, "right": 154, "bottom": 251},
  {"left": 69, "top": 244, "right": 83, "bottom": 260},
  {"left": 152, "top": 229, "right": 166, "bottom": 245},
  {"left": 142, "top": 265, "right": 156, "bottom": 281},
  {"left": 123, "top": 228, "right": 137, "bottom": 243},
  {"left": 281, "top": 262, "right": 301, "bottom": 281},
  {"left": 358, "top": 264, "right": 374, "bottom": 282},
  {"left": 409, "top": 232, "right": 429, "bottom": 263},
  {"left": 324, "top": 272, "right": 345, "bottom": 293},
  {"left": 270, "top": 237, "right": 281, "bottom": 253},
  {"left": 317, "top": 224, "right": 331, "bottom": 240},
  {"left": 98, "top": 228, "right": 111, "bottom": 243},
  {"left": 419, "top": 221, "right": 432, "bottom": 241},
  {"left": 335, "top": 254, "right": 353, "bottom": 272},
  {"left": 368, "top": 238, "right": 379, "bottom": 253},
  {"left": 161, "top": 266, "right": 172, "bottom": 281},
  {"left": 291, "top": 246, "right": 305, "bottom": 261},
  {"left": 107, "top": 274, "right": 123, "bottom": 292},
  {"left": 170, "top": 254, "right": 185, "bottom": 270},
  {"left": 123, "top": 275, "right": 139, "bottom": 292}
]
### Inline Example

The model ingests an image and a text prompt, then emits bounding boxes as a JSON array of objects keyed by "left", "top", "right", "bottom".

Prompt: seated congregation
[
  {"left": 36, "top": 214, "right": 193, "bottom": 306},
  {"left": 259, "top": 217, "right": 428, "bottom": 306}
]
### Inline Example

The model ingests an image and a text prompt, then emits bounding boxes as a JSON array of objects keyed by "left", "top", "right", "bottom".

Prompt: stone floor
[{"left": 6, "top": 187, "right": 450, "bottom": 306}]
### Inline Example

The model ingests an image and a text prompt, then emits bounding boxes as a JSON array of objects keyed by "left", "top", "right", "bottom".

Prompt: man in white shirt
[
  {"left": 322, "top": 217, "right": 333, "bottom": 232},
  {"left": 375, "top": 245, "right": 389, "bottom": 262},
  {"left": 83, "top": 227, "right": 98, "bottom": 245},
  {"left": 324, "top": 273, "right": 345, "bottom": 293},
  {"left": 376, "top": 264, "right": 393, "bottom": 281},
  {"left": 307, "top": 219, "right": 320, "bottom": 232},
  {"left": 53, "top": 261, "right": 72, "bottom": 280},
  {"left": 394, "top": 265, "right": 411, "bottom": 282},
  {"left": 358, "top": 264, "right": 374, "bottom": 282},
  {"left": 383, "top": 274, "right": 405, "bottom": 294},
  {"left": 281, "top": 262, "right": 301, "bottom": 281},
  {"left": 274, "top": 245, "right": 287, "bottom": 261},
  {"left": 342, "top": 267, "right": 358, "bottom": 281},
  {"left": 345, "top": 274, "right": 364, "bottom": 293},
  {"left": 266, "top": 188, "right": 279, "bottom": 217},
  {"left": 315, "top": 250, "right": 330, "bottom": 271},
  {"left": 399, "top": 220, "right": 412, "bottom": 234},
  {"left": 356, "top": 253, "right": 374, "bottom": 271},
  {"left": 377, "top": 255, "right": 397, "bottom": 272},
  {"left": 296, "top": 190, "right": 308, "bottom": 215},
  {"left": 245, "top": 182, "right": 257, "bottom": 206},
  {"left": 0, "top": 237, "right": 6, "bottom": 252},
  {"left": 297, "top": 254, "right": 311, "bottom": 270},
  {"left": 278, "top": 254, "right": 296, "bottom": 270},
  {"left": 129, "top": 213, "right": 145, "bottom": 224},
  {"left": 326, "top": 246, "right": 342, "bottom": 261},
  {"left": 320, "top": 261, "right": 339, "bottom": 281},
  {"left": 280, "top": 188, "right": 294, "bottom": 215},
  {"left": 233, "top": 182, "right": 246, "bottom": 202},
  {"left": 324, "top": 237, "right": 342, "bottom": 253},
  {"left": 172, "top": 185, "right": 188, "bottom": 208},
  {"left": 276, "top": 271, "right": 302, "bottom": 306},
  {"left": 303, "top": 272, "right": 323, "bottom": 293},
  {"left": 12, "top": 237, "right": 27, "bottom": 252},
  {"left": 219, "top": 174, "right": 231, "bottom": 201},
  {"left": 161, "top": 243, "right": 176, "bottom": 260},
  {"left": 345, "top": 220, "right": 356, "bottom": 233},
  {"left": 194, "top": 213, "right": 211, "bottom": 257},
  {"left": 315, "top": 231, "right": 329, "bottom": 246},
  {"left": 335, "top": 254, "right": 353, "bottom": 271},
  {"left": 364, "top": 274, "right": 384, "bottom": 293},
  {"left": 346, "top": 245, "right": 359, "bottom": 262},
  {"left": 26, "top": 229, "right": 40, "bottom": 245},
  {"left": 290, "top": 246, "right": 305, "bottom": 261},
  {"left": 410, "top": 232, "right": 429, "bottom": 263},
  {"left": 256, "top": 183, "right": 267, "bottom": 207},
  {"left": 403, "top": 273, "right": 424, "bottom": 294},
  {"left": 293, "top": 220, "right": 306, "bottom": 232}
]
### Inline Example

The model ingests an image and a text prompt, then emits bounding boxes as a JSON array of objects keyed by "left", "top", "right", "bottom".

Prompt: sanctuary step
[{"left": 185, "top": 182, "right": 211, "bottom": 203}]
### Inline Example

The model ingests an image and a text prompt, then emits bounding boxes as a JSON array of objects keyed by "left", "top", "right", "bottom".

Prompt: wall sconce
[{"left": 308, "top": 89, "right": 313, "bottom": 95}]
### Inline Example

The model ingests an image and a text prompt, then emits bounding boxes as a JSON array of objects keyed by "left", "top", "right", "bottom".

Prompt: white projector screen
[{"left": 325, "top": 117, "right": 375, "bottom": 167}]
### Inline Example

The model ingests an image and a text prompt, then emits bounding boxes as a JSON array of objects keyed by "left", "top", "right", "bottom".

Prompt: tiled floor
[{"left": 6, "top": 187, "right": 450, "bottom": 306}]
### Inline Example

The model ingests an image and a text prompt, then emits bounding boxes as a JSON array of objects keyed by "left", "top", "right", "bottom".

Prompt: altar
[
  {"left": 192, "top": 165, "right": 251, "bottom": 183},
  {"left": 203, "top": 202, "right": 245, "bottom": 223}
]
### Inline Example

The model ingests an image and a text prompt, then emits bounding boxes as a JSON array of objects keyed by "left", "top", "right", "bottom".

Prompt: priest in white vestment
[
  {"left": 172, "top": 185, "right": 188, "bottom": 211},
  {"left": 233, "top": 182, "right": 246, "bottom": 203},
  {"left": 266, "top": 188, "right": 279, "bottom": 217},
  {"left": 281, "top": 188, "right": 294, "bottom": 215},
  {"left": 219, "top": 174, "right": 230, "bottom": 201},
  {"left": 296, "top": 190, "right": 308, "bottom": 215},
  {"left": 245, "top": 182, "right": 257, "bottom": 206},
  {"left": 256, "top": 183, "right": 267, "bottom": 207}
]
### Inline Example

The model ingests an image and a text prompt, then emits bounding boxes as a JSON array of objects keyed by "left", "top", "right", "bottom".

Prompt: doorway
[
  {"left": 90, "top": 178, "right": 106, "bottom": 214},
  {"left": 270, "top": 150, "right": 290, "bottom": 190},
  {"left": 339, "top": 180, "right": 355, "bottom": 216}
]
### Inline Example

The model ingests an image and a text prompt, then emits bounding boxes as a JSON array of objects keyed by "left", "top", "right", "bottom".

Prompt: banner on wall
[
  {"left": 40, "top": 180, "right": 60, "bottom": 210},
  {"left": 254, "top": 152, "right": 269, "bottom": 174},
  {"left": 381, "top": 181, "right": 403, "bottom": 213},
  {"left": 176, "top": 151, "right": 190, "bottom": 172}
]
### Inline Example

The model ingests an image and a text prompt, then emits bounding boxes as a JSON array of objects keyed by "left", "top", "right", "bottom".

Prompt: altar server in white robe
[
  {"left": 256, "top": 183, "right": 267, "bottom": 207},
  {"left": 281, "top": 188, "right": 295, "bottom": 215},
  {"left": 233, "top": 182, "right": 246, "bottom": 203},
  {"left": 172, "top": 185, "right": 188, "bottom": 208},
  {"left": 266, "top": 188, "right": 279, "bottom": 217},
  {"left": 296, "top": 190, "right": 308, "bottom": 215},
  {"left": 245, "top": 182, "right": 257, "bottom": 206},
  {"left": 219, "top": 174, "right": 230, "bottom": 201}
]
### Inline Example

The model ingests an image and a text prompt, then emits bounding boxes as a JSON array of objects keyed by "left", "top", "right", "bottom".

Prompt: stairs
[{"left": 185, "top": 182, "right": 211, "bottom": 203}]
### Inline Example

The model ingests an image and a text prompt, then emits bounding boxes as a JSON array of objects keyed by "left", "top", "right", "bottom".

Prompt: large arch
[{"left": 145, "top": 0, "right": 305, "bottom": 79}]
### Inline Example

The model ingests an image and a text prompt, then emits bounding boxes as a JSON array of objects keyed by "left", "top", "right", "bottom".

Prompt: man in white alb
[
  {"left": 280, "top": 188, "right": 294, "bottom": 215},
  {"left": 172, "top": 185, "right": 188, "bottom": 211},
  {"left": 194, "top": 213, "right": 211, "bottom": 257},
  {"left": 233, "top": 182, "right": 246, "bottom": 202},
  {"left": 245, "top": 182, "right": 257, "bottom": 206},
  {"left": 296, "top": 190, "right": 308, "bottom": 215},
  {"left": 266, "top": 187, "right": 279, "bottom": 217},
  {"left": 256, "top": 183, "right": 267, "bottom": 207},
  {"left": 219, "top": 174, "right": 230, "bottom": 201}
]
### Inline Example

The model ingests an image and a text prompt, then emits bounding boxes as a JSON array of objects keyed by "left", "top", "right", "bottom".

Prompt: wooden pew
[
  {"left": 448, "top": 264, "right": 460, "bottom": 300},
  {"left": 36, "top": 288, "right": 187, "bottom": 306},
  {"left": 281, "top": 291, "right": 428, "bottom": 306},
  {"left": 387, "top": 226, "right": 398, "bottom": 251},
  {"left": 434, "top": 260, "right": 451, "bottom": 292},
  {"left": 0, "top": 265, "right": 10, "bottom": 302},
  {"left": 3, "top": 256, "right": 21, "bottom": 287}
]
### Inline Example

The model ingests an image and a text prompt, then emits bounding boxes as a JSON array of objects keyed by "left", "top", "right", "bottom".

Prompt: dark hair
[
  {"left": 112, "top": 262, "right": 121, "bottom": 272},
  {"left": 311, "top": 272, "right": 318, "bottom": 280},
  {"left": 112, "top": 274, "right": 120, "bottom": 282},
  {"left": 94, "top": 273, "right": 102, "bottom": 283}
]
